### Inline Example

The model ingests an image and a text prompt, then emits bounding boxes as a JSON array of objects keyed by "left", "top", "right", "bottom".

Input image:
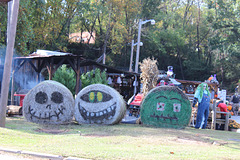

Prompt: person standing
[
  {"left": 192, "top": 83, "right": 211, "bottom": 129},
  {"left": 230, "top": 92, "right": 239, "bottom": 116}
]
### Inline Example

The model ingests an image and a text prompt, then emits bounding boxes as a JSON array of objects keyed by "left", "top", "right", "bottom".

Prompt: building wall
[{"left": 69, "top": 32, "right": 96, "bottom": 44}]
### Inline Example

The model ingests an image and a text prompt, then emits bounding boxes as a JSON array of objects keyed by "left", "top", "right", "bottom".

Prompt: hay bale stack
[
  {"left": 23, "top": 80, "right": 74, "bottom": 125},
  {"left": 140, "top": 86, "right": 192, "bottom": 129},
  {"left": 139, "top": 57, "right": 159, "bottom": 97},
  {"left": 74, "top": 84, "right": 126, "bottom": 124}
]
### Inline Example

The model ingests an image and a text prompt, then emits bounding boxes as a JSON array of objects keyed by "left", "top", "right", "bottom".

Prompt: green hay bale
[
  {"left": 74, "top": 84, "right": 126, "bottom": 125},
  {"left": 23, "top": 80, "right": 74, "bottom": 125},
  {"left": 140, "top": 86, "right": 192, "bottom": 129}
]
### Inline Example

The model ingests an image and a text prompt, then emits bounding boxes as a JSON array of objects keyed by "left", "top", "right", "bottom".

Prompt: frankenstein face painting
[{"left": 141, "top": 86, "right": 191, "bottom": 128}]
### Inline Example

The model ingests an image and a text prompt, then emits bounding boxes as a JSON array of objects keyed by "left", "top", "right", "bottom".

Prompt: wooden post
[
  {"left": 211, "top": 99, "right": 216, "bottom": 130},
  {"left": 0, "top": 0, "right": 20, "bottom": 127},
  {"left": 75, "top": 57, "right": 81, "bottom": 95},
  {"left": 10, "top": 70, "right": 15, "bottom": 104},
  {"left": 46, "top": 58, "right": 54, "bottom": 80},
  {"left": 224, "top": 112, "right": 229, "bottom": 131}
]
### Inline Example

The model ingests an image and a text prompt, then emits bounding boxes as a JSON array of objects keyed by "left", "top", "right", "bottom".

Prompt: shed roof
[{"left": 14, "top": 51, "right": 138, "bottom": 77}]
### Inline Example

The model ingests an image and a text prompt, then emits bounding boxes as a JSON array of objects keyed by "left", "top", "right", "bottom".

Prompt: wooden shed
[{"left": 11, "top": 50, "right": 139, "bottom": 104}]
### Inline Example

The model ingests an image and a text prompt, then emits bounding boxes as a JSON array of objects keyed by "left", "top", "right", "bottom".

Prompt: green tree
[
  {"left": 141, "top": 0, "right": 213, "bottom": 81},
  {"left": 80, "top": 68, "right": 108, "bottom": 89},
  {"left": 52, "top": 65, "right": 76, "bottom": 95},
  {"left": 0, "top": 0, "right": 81, "bottom": 55},
  {"left": 207, "top": 0, "right": 240, "bottom": 89}
]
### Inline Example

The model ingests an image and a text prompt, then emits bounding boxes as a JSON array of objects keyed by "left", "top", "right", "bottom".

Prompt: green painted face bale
[{"left": 140, "top": 86, "right": 191, "bottom": 128}]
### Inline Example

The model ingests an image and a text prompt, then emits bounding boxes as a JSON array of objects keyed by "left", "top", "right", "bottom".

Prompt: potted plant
[{"left": 228, "top": 119, "right": 240, "bottom": 132}]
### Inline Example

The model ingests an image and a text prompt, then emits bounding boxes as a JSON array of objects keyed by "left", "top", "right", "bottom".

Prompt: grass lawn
[{"left": 0, "top": 116, "right": 240, "bottom": 160}]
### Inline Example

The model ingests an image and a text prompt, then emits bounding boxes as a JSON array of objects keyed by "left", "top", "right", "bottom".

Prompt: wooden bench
[
  {"left": 211, "top": 99, "right": 230, "bottom": 131},
  {"left": 185, "top": 94, "right": 195, "bottom": 102}
]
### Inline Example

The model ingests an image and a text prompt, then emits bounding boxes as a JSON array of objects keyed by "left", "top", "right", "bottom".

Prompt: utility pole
[
  {"left": 134, "top": 19, "right": 155, "bottom": 74},
  {"left": 129, "top": 40, "right": 134, "bottom": 72},
  {"left": 133, "top": 19, "right": 155, "bottom": 94},
  {"left": 0, "top": 0, "right": 20, "bottom": 127},
  {"left": 129, "top": 40, "right": 143, "bottom": 72}
]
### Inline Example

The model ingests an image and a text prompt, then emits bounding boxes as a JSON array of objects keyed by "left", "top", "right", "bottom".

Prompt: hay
[
  {"left": 23, "top": 80, "right": 74, "bottom": 125},
  {"left": 139, "top": 57, "right": 159, "bottom": 97},
  {"left": 140, "top": 86, "right": 192, "bottom": 128},
  {"left": 74, "top": 84, "right": 126, "bottom": 125}
]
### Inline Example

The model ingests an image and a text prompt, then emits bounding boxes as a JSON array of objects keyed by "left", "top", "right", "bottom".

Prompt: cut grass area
[{"left": 0, "top": 116, "right": 240, "bottom": 160}]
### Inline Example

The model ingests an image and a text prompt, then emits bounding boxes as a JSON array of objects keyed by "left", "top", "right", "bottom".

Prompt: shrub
[
  {"left": 52, "top": 65, "right": 76, "bottom": 95},
  {"left": 80, "top": 68, "right": 108, "bottom": 89}
]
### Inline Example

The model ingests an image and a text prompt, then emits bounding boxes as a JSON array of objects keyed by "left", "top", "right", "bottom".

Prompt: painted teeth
[{"left": 79, "top": 103, "right": 117, "bottom": 122}]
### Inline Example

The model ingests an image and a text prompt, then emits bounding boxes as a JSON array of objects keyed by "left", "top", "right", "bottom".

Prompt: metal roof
[{"left": 13, "top": 51, "right": 138, "bottom": 77}]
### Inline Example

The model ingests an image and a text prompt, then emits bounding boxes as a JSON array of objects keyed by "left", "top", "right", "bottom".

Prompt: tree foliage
[
  {"left": 80, "top": 68, "right": 108, "bottom": 89},
  {"left": 52, "top": 64, "right": 76, "bottom": 95},
  {"left": 0, "top": 0, "right": 239, "bottom": 91}
]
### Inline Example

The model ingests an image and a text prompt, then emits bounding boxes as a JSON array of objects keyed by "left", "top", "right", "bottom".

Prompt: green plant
[
  {"left": 52, "top": 65, "right": 76, "bottom": 95},
  {"left": 229, "top": 119, "right": 240, "bottom": 129},
  {"left": 80, "top": 68, "right": 108, "bottom": 89}
]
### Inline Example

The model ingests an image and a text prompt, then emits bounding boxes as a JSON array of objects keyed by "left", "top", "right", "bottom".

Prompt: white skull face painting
[
  {"left": 74, "top": 84, "right": 126, "bottom": 125},
  {"left": 23, "top": 80, "right": 74, "bottom": 125}
]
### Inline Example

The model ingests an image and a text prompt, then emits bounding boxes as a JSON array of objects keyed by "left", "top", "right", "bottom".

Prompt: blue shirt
[{"left": 194, "top": 90, "right": 208, "bottom": 103}]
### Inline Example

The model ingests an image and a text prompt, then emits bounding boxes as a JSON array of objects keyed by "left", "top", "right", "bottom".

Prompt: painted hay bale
[
  {"left": 23, "top": 80, "right": 74, "bottom": 125},
  {"left": 74, "top": 84, "right": 126, "bottom": 124},
  {"left": 140, "top": 86, "right": 192, "bottom": 129}
]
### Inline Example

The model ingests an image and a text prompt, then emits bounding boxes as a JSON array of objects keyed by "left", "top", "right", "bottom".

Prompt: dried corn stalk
[{"left": 140, "top": 57, "right": 159, "bottom": 97}]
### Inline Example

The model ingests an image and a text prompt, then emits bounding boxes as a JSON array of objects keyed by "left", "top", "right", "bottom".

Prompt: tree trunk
[
  {"left": 196, "top": 0, "right": 201, "bottom": 59},
  {"left": 103, "top": 8, "right": 112, "bottom": 64}
]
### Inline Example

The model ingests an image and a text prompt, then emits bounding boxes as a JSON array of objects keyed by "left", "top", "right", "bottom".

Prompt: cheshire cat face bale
[
  {"left": 23, "top": 80, "right": 74, "bottom": 125},
  {"left": 140, "top": 86, "right": 192, "bottom": 129},
  {"left": 74, "top": 84, "right": 126, "bottom": 124}
]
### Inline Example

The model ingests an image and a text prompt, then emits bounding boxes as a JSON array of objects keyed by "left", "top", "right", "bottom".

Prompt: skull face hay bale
[
  {"left": 74, "top": 84, "right": 126, "bottom": 124},
  {"left": 23, "top": 80, "right": 74, "bottom": 125},
  {"left": 140, "top": 86, "right": 191, "bottom": 129}
]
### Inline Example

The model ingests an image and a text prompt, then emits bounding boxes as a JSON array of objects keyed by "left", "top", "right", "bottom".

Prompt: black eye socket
[
  {"left": 80, "top": 90, "right": 113, "bottom": 103},
  {"left": 51, "top": 92, "right": 63, "bottom": 104},
  {"left": 35, "top": 91, "right": 48, "bottom": 104}
]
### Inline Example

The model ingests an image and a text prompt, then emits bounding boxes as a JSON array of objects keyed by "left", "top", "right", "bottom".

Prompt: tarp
[
  {"left": 169, "top": 78, "right": 181, "bottom": 86},
  {"left": 129, "top": 93, "right": 143, "bottom": 106}
]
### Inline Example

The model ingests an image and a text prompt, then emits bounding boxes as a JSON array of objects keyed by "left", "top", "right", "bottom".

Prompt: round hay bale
[
  {"left": 140, "top": 86, "right": 192, "bottom": 128},
  {"left": 74, "top": 84, "right": 126, "bottom": 124},
  {"left": 23, "top": 80, "right": 74, "bottom": 125}
]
